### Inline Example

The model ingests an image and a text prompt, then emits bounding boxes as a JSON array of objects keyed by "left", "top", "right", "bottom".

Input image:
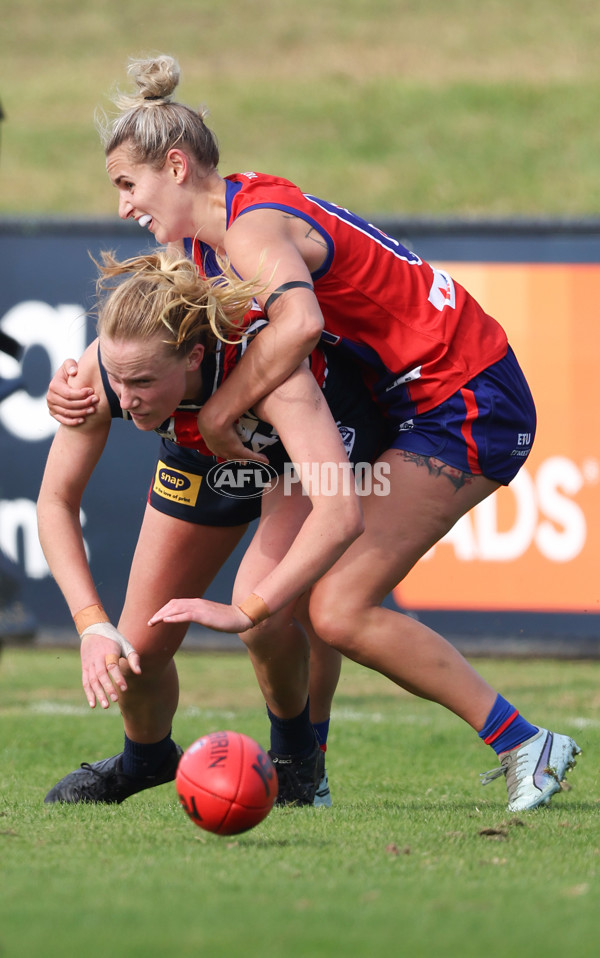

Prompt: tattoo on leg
[{"left": 398, "top": 451, "right": 474, "bottom": 491}]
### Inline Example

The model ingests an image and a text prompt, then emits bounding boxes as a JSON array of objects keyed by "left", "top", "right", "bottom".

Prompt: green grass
[
  {"left": 2, "top": 0, "right": 600, "bottom": 216},
  {"left": 3, "top": 7, "right": 599, "bottom": 952},
  {"left": 1, "top": 646, "right": 599, "bottom": 958}
]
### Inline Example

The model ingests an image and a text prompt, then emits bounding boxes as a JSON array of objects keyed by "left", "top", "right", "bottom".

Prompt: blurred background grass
[{"left": 2, "top": 0, "right": 600, "bottom": 217}]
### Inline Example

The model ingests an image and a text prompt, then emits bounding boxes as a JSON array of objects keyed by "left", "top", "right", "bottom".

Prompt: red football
[{"left": 175, "top": 730, "right": 278, "bottom": 835}]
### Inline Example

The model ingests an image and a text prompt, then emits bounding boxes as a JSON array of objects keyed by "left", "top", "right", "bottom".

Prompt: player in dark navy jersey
[
  {"left": 46, "top": 54, "right": 580, "bottom": 812},
  {"left": 41, "top": 249, "right": 384, "bottom": 807},
  {"left": 97, "top": 304, "right": 384, "bottom": 528}
]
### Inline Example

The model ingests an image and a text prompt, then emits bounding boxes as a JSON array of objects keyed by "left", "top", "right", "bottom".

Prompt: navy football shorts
[{"left": 386, "top": 345, "right": 536, "bottom": 485}]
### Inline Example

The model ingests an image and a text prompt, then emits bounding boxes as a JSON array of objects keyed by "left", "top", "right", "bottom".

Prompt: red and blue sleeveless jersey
[{"left": 192, "top": 173, "right": 508, "bottom": 419}]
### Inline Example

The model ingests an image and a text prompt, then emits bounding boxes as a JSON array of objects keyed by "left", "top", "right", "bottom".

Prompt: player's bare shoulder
[
  {"left": 71, "top": 339, "right": 101, "bottom": 381},
  {"left": 71, "top": 340, "right": 111, "bottom": 427}
]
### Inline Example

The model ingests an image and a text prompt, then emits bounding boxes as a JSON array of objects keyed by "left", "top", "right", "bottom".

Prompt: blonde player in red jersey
[{"left": 47, "top": 54, "right": 581, "bottom": 813}]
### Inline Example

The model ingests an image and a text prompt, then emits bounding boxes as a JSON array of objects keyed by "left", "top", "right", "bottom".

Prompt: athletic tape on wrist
[
  {"left": 237, "top": 593, "right": 271, "bottom": 626},
  {"left": 79, "top": 620, "right": 137, "bottom": 658},
  {"left": 73, "top": 604, "right": 109, "bottom": 635}
]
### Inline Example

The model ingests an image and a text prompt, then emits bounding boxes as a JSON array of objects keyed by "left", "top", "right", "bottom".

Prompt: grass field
[
  {"left": 1, "top": 646, "right": 599, "bottom": 958},
  {"left": 2, "top": 1, "right": 600, "bottom": 216},
  {"left": 2, "top": 5, "right": 600, "bottom": 956}
]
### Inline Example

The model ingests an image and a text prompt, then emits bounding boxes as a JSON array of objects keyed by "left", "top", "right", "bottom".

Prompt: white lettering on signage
[
  {"left": 420, "top": 456, "right": 593, "bottom": 564},
  {"left": 0, "top": 300, "right": 87, "bottom": 440},
  {"left": 0, "top": 499, "right": 88, "bottom": 579}
]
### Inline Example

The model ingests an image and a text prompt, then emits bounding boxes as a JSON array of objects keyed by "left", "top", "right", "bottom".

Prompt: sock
[
  {"left": 312, "top": 718, "right": 330, "bottom": 752},
  {"left": 122, "top": 731, "right": 175, "bottom": 779},
  {"left": 267, "top": 700, "right": 316, "bottom": 758},
  {"left": 478, "top": 694, "right": 538, "bottom": 756}
]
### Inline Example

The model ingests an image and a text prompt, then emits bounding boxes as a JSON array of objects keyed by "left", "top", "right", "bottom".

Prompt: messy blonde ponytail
[{"left": 96, "top": 248, "right": 262, "bottom": 352}]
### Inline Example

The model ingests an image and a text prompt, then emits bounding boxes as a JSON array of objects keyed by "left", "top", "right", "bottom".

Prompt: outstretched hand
[
  {"left": 149, "top": 597, "right": 254, "bottom": 634},
  {"left": 47, "top": 358, "right": 99, "bottom": 425}
]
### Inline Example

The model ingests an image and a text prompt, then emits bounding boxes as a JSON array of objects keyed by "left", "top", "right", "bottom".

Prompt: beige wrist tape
[
  {"left": 73, "top": 604, "right": 109, "bottom": 636},
  {"left": 80, "top": 622, "right": 136, "bottom": 658},
  {"left": 237, "top": 593, "right": 271, "bottom": 626}
]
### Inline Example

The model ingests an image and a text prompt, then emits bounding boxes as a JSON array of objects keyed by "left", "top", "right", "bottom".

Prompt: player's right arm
[
  {"left": 37, "top": 346, "right": 141, "bottom": 707},
  {"left": 46, "top": 340, "right": 100, "bottom": 425},
  {"left": 196, "top": 211, "right": 324, "bottom": 462}
]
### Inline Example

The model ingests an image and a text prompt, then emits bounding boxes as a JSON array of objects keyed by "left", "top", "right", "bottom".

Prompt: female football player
[{"left": 45, "top": 53, "right": 580, "bottom": 813}]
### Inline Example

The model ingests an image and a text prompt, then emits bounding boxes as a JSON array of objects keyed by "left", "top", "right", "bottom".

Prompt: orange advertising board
[{"left": 393, "top": 263, "right": 600, "bottom": 615}]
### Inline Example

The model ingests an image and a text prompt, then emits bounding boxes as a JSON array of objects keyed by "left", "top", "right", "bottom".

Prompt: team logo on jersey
[
  {"left": 206, "top": 461, "right": 279, "bottom": 499},
  {"left": 153, "top": 462, "right": 203, "bottom": 506},
  {"left": 336, "top": 424, "right": 356, "bottom": 457},
  {"left": 236, "top": 413, "right": 282, "bottom": 455},
  {"left": 428, "top": 267, "right": 456, "bottom": 311}
]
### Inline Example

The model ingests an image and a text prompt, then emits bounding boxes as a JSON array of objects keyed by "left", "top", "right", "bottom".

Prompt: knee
[
  {"left": 124, "top": 647, "right": 173, "bottom": 682},
  {"left": 308, "top": 592, "right": 362, "bottom": 654},
  {"left": 238, "top": 611, "right": 305, "bottom": 657},
  {"left": 238, "top": 617, "right": 277, "bottom": 654},
  {"left": 122, "top": 631, "right": 177, "bottom": 678}
]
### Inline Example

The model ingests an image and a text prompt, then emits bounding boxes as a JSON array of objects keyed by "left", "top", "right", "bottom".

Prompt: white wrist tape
[{"left": 80, "top": 621, "right": 137, "bottom": 658}]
